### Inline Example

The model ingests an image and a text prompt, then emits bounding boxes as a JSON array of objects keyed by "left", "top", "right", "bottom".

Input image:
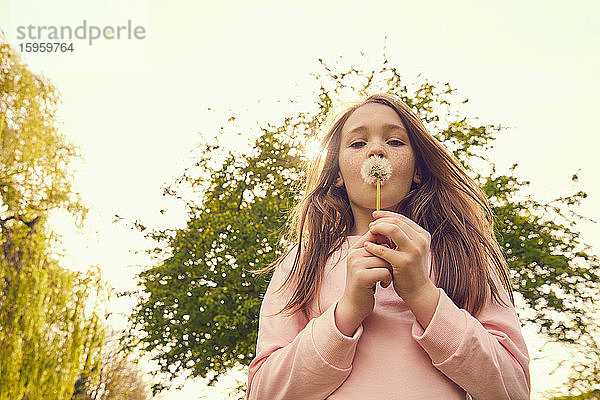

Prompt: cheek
[
  {"left": 394, "top": 149, "right": 416, "bottom": 171},
  {"left": 395, "top": 157, "right": 414, "bottom": 172},
  {"left": 338, "top": 152, "right": 360, "bottom": 177}
]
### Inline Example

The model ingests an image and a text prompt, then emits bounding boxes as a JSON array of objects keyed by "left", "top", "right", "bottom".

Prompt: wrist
[
  {"left": 335, "top": 299, "right": 363, "bottom": 337},
  {"left": 401, "top": 280, "right": 437, "bottom": 303},
  {"left": 402, "top": 281, "right": 439, "bottom": 330}
]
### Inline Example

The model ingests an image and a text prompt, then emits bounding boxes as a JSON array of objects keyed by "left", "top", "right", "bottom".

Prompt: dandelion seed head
[{"left": 360, "top": 156, "right": 393, "bottom": 185}]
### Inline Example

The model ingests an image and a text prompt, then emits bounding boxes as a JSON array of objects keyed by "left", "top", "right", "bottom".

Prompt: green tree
[
  {"left": 552, "top": 389, "right": 600, "bottom": 400},
  {"left": 547, "top": 301, "right": 600, "bottom": 398},
  {"left": 0, "top": 38, "right": 106, "bottom": 399},
  {"left": 124, "top": 51, "right": 599, "bottom": 396}
]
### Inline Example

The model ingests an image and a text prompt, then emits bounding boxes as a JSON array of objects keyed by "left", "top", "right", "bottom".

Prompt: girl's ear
[
  {"left": 335, "top": 171, "right": 344, "bottom": 187},
  {"left": 413, "top": 168, "right": 422, "bottom": 184}
]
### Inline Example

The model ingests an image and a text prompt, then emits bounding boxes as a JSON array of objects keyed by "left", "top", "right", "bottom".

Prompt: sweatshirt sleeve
[
  {"left": 245, "top": 244, "right": 364, "bottom": 400},
  {"left": 411, "top": 264, "right": 531, "bottom": 400}
]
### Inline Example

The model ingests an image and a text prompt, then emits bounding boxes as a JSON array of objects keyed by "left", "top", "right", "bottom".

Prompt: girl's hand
[
  {"left": 340, "top": 230, "right": 394, "bottom": 323},
  {"left": 364, "top": 210, "right": 434, "bottom": 301}
]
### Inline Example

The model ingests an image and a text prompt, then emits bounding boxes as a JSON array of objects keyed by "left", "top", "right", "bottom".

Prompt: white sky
[{"left": 1, "top": 0, "right": 599, "bottom": 398}]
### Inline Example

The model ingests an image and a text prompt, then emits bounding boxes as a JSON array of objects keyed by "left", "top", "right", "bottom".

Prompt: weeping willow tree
[{"left": 0, "top": 37, "right": 107, "bottom": 399}]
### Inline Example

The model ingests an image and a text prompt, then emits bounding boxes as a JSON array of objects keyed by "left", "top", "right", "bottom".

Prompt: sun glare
[{"left": 304, "top": 139, "right": 322, "bottom": 161}]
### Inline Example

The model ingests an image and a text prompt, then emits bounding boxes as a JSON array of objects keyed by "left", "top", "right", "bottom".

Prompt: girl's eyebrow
[{"left": 344, "top": 123, "right": 408, "bottom": 142}]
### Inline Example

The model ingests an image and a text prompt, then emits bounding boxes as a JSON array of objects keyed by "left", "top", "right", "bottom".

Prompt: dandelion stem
[{"left": 377, "top": 177, "right": 380, "bottom": 211}]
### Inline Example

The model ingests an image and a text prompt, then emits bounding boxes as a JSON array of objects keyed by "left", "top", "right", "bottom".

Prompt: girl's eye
[{"left": 350, "top": 140, "right": 404, "bottom": 148}]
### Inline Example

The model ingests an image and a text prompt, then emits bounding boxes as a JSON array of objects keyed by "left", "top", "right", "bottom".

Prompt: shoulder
[
  {"left": 484, "top": 253, "right": 514, "bottom": 307},
  {"left": 268, "top": 243, "right": 302, "bottom": 291},
  {"left": 277, "top": 242, "right": 301, "bottom": 272},
  {"left": 473, "top": 253, "right": 522, "bottom": 329}
]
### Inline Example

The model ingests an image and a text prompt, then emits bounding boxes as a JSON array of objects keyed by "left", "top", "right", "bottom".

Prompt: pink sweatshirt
[{"left": 246, "top": 236, "right": 530, "bottom": 399}]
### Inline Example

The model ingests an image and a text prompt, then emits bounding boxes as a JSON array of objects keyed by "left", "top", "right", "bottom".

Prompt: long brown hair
[{"left": 250, "top": 93, "right": 514, "bottom": 321}]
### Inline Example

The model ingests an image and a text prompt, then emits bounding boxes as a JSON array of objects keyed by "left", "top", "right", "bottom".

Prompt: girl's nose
[
  {"left": 368, "top": 148, "right": 386, "bottom": 159},
  {"left": 368, "top": 141, "right": 386, "bottom": 159}
]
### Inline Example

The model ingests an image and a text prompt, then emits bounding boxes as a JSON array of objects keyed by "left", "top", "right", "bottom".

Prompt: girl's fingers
[
  {"left": 366, "top": 267, "right": 393, "bottom": 293},
  {"left": 373, "top": 211, "right": 430, "bottom": 239},
  {"left": 369, "top": 222, "right": 411, "bottom": 249},
  {"left": 371, "top": 215, "right": 416, "bottom": 240},
  {"left": 364, "top": 241, "right": 394, "bottom": 260},
  {"left": 351, "top": 229, "right": 392, "bottom": 251}
]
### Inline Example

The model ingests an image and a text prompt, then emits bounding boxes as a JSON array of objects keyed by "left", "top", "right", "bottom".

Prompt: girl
[{"left": 245, "top": 93, "right": 530, "bottom": 399}]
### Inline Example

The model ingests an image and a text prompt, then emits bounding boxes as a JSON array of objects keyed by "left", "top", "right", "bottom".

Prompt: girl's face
[{"left": 335, "top": 103, "right": 421, "bottom": 218}]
